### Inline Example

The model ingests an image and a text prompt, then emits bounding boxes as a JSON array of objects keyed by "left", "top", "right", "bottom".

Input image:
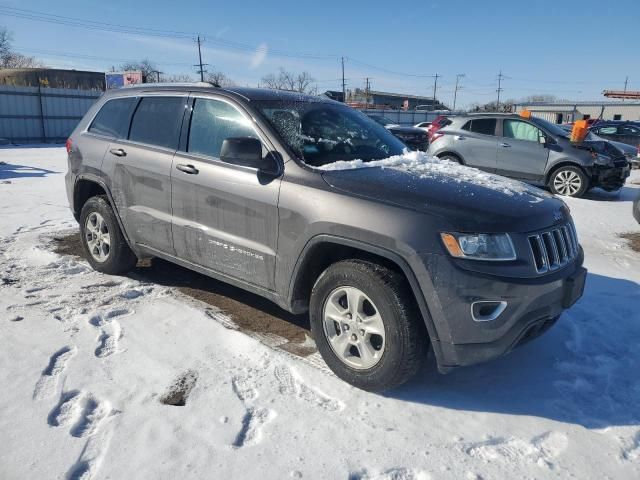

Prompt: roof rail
[{"left": 122, "top": 81, "right": 219, "bottom": 89}]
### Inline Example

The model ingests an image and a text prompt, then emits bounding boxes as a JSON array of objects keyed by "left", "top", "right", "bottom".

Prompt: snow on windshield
[{"left": 317, "top": 150, "right": 547, "bottom": 200}]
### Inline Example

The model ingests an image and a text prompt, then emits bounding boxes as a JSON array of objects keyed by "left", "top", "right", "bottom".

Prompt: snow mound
[{"left": 318, "top": 150, "right": 546, "bottom": 199}]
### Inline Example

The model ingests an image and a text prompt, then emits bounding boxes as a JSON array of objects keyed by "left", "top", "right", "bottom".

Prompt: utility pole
[
  {"left": 623, "top": 76, "right": 629, "bottom": 101},
  {"left": 453, "top": 73, "right": 465, "bottom": 111},
  {"left": 432, "top": 73, "right": 441, "bottom": 110},
  {"left": 340, "top": 57, "right": 346, "bottom": 102},
  {"left": 150, "top": 70, "right": 163, "bottom": 83},
  {"left": 365, "top": 77, "right": 371, "bottom": 107},
  {"left": 194, "top": 35, "right": 208, "bottom": 82},
  {"left": 496, "top": 70, "right": 505, "bottom": 111}
]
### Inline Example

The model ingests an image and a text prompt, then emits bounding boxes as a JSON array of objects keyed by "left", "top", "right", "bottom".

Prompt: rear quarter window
[
  {"left": 129, "top": 96, "right": 186, "bottom": 149},
  {"left": 88, "top": 97, "right": 137, "bottom": 138}
]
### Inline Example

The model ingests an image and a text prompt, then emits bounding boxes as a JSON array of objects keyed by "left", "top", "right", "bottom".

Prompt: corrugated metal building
[
  {"left": 350, "top": 89, "right": 447, "bottom": 110},
  {"left": 0, "top": 85, "right": 101, "bottom": 143},
  {"left": 513, "top": 101, "right": 640, "bottom": 123}
]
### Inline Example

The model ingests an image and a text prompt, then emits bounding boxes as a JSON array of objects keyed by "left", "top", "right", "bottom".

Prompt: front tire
[
  {"left": 309, "top": 260, "right": 427, "bottom": 391},
  {"left": 79, "top": 196, "right": 137, "bottom": 275},
  {"left": 548, "top": 166, "right": 588, "bottom": 197}
]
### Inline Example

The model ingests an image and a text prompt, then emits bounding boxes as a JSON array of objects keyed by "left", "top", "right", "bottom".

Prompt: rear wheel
[
  {"left": 309, "top": 260, "right": 427, "bottom": 392},
  {"left": 439, "top": 153, "right": 463, "bottom": 165},
  {"left": 548, "top": 166, "right": 588, "bottom": 197},
  {"left": 79, "top": 196, "right": 137, "bottom": 275}
]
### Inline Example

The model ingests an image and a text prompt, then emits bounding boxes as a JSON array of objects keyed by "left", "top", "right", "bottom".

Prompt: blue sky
[{"left": 1, "top": 0, "right": 638, "bottom": 108}]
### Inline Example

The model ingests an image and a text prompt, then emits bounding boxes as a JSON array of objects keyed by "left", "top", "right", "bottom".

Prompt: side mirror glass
[{"left": 220, "top": 137, "right": 277, "bottom": 173}]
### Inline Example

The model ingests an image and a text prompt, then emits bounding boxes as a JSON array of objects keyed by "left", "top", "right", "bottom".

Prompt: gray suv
[
  {"left": 428, "top": 113, "right": 631, "bottom": 197},
  {"left": 65, "top": 84, "right": 587, "bottom": 391}
]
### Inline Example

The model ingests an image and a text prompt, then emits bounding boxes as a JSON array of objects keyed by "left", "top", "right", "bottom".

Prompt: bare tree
[
  {"left": 165, "top": 73, "right": 195, "bottom": 82},
  {"left": 0, "top": 27, "right": 44, "bottom": 68},
  {"left": 119, "top": 59, "right": 159, "bottom": 82},
  {"left": 261, "top": 68, "right": 316, "bottom": 94},
  {"left": 206, "top": 70, "right": 234, "bottom": 87}
]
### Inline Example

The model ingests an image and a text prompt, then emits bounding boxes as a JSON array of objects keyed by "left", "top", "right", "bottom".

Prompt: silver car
[{"left": 428, "top": 114, "right": 631, "bottom": 197}]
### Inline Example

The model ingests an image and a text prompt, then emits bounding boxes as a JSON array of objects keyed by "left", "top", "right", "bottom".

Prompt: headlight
[
  {"left": 440, "top": 232, "right": 516, "bottom": 261},
  {"left": 593, "top": 153, "right": 612, "bottom": 165}
]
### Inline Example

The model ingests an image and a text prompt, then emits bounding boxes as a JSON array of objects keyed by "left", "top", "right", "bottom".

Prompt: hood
[
  {"left": 387, "top": 126, "right": 426, "bottom": 136},
  {"left": 319, "top": 152, "right": 567, "bottom": 233}
]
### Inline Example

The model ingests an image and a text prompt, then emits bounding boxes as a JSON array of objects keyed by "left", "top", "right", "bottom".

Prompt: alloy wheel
[
  {"left": 553, "top": 170, "right": 582, "bottom": 196},
  {"left": 322, "top": 286, "right": 386, "bottom": 370},
  {"left": 85, "top": 212, "right": 111, "bottom": 262}
]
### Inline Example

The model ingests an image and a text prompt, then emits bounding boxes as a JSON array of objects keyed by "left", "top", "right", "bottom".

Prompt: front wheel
[
  {"left": 79, "top": 196, "right": 137, "bottom": 275},
  {"left": 309, "top": 260, "right": 427, "bottom": 391},
  {"left": 548, "top": 166, "right": 588, "bottom": 197}
]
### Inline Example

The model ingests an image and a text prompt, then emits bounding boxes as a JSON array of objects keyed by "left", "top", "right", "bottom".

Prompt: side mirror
[
  {"left": 538, "top": 135, "right": 547, "bottom": 145},
  {"left": 220, "top": 137, "right": 277, "bottom": 173}
]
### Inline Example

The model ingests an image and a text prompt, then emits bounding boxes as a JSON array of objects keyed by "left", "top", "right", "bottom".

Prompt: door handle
[
  {"left": 500, "top": 143, "right": 511, "bottom": 148},
  {"left": 109, "top": 148, "right": 127, "bottom": 157},
  {"left": 176, "top": 164, "right": 199, "bottom": 175}
]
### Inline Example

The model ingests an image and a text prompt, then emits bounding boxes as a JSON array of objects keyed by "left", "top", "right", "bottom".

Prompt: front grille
[{"left": 528, "top": 223, "right": 578, "bottom": 274}]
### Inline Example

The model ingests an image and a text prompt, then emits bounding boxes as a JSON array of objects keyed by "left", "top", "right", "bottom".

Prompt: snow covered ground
[{"left": 1, "top": 147, "right": 639, "bottom": 480}]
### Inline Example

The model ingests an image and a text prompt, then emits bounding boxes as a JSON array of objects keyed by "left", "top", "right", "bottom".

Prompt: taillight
[
  {"left": 65, "top": 138, "right": 72, "bottom": 154},
  {"left": 430, "top": 132, "right": 444, "bottom": 143}
]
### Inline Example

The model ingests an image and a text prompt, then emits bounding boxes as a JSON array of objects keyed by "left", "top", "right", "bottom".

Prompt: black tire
[
  {"left": 548, "top": 166, "right": 589, "bottom": 197},
  {"left": 79, "top": 196, "right": 137, "bottom": 275},
  {"left": 309, "top": 260, "right": 427, "bottom": 392},
  {"left": 439, "top": 153, "right": 463, "bottom": 165}
]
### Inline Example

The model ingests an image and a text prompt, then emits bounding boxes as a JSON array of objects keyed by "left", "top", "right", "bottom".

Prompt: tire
[
  {"left": 439, "top": 153, "right": 463, "bottom": 165},
  {"left": 548, "top": 166, "right": 589, "bottom": 197},
  {"left": 309, "top": 259, "right": 427, "bottom": 392},
  {"left": 79, "top": 196, "right": 137, "bottom": 275}
]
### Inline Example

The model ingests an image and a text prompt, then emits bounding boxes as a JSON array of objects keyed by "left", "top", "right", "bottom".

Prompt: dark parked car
[
  {"left": 560, "top": 124, "right": 640, "bottom": 169},
  {"left": 429, "top": 114, "right": 630, "bottom": 197},
  {"left": 65, "top": 84, "right": 586, "bottom": 391},
  {"left": 368, "top": 114, "right": 429, "bottom": 151},
  {"left": 590, "top": 121, "right": 640, "bottom": 150}
]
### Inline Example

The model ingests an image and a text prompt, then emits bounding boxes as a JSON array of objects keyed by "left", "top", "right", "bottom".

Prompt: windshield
[
  {"left": 529, "top": 116, "right": 571, "bottom": 138},
  {"left": 254, "top": 101, "right": 406, "bottom": 167}
]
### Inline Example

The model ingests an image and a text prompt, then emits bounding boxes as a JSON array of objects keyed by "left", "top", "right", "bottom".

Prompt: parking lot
[{"left": 1, "top": 146, "right": 639, "bottom": 480}]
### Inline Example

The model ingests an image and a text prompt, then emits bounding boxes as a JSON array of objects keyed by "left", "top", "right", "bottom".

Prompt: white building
[{"left": 513, "top": 101, "right": 640, "bottom": 124}]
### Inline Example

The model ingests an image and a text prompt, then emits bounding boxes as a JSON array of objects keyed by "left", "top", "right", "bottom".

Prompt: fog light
[{"left": 471, "top": 301, "right": 507, "bottom": 322}]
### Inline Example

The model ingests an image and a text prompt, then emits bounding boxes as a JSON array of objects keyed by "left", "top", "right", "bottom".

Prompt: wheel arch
[
  {"left": 545, "top": 161, "right": 589, "bottom": 185},
  {"left": 73, "top": 175, "right": 134, "bottom": 249},
  {"left": 437, "top": 151, "right": 464, "bottom": 165},
  {"left": 287, "top": 235, "right": 443, "bottom": 363}
]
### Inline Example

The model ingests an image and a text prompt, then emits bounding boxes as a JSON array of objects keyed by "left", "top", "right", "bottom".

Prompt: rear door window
[
  {"left": 462, "top": 118, "right": 497, "bottom": 136},
  {"left": 187, "top": 98, "right": 259, "bottom": 161},
  {"left": 88, "top": 97, "right": 137, "bottom": 138},
  {"left": 129, "top": 96, "right": 186, "bottom": 149}
]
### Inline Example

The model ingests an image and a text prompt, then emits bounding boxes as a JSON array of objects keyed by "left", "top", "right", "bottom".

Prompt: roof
[
  {"left": 368, "top": 90, "right": 437, "bottom": 101},
  {"left": 514, "top": 101, "right": 640, "bottom": 107},
  {"left": 115, "top": 82, "right": 332, "bottom": 103}
]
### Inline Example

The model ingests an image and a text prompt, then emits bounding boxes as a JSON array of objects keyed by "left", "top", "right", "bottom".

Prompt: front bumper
[
  {"left": 591, "top": 163, "right": 631, "bottom": 190},
  {"left": 417, "top": 249, "right": 586, "bottom": 372}
]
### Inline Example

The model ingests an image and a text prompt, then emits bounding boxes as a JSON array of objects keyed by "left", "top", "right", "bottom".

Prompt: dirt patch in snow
[
  {"left": 159, "top": 370, "right": 198, "bottom": 406},
  {"left": 51, "top": 233, "right": 314, "bottom": 355},
  {"left": 620, "top": 232, "right": 640, "bottom": 253}
]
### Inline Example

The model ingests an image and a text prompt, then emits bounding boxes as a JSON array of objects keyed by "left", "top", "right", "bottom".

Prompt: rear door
[
  {"left": 105, "top": 94, "right": 188, "bottom": 255},
  {"left": 616, "top": 124, "right": 640, "bottom": 147},
  {"left": 496, "top": 118, "right": 549, "bottom": 181},
  {"left": 453, "top": 118, "right": 498, "bottom": 172},
  {"left": 170, "top": 95, "right": 282, "bottom": 290}
]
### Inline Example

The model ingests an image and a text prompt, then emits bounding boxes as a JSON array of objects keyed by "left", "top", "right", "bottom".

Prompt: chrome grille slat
[{"left": 528, "top": 223, "right": 579, "bottom": 274}]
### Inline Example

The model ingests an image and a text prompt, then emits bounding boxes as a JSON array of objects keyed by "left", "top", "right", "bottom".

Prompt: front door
[
  {"left": 496, "top": 118, "right": 549, "bottom": 181},
  {"left": 107, "top": 94, "right": 188, "bottom": 255},
  {"left": 171, "top": 96, "right": 281, "bottom": 290}
]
